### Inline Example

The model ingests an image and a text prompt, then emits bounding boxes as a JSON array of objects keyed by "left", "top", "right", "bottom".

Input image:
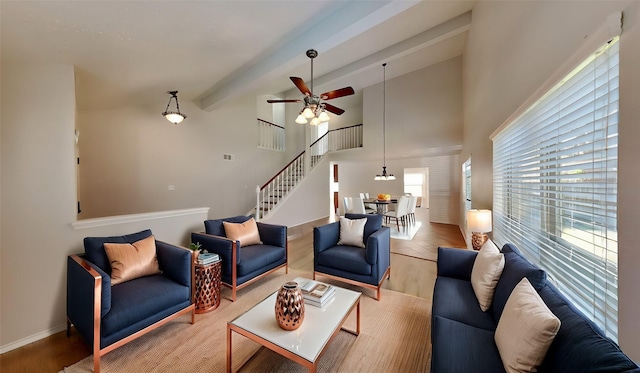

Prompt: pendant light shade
[
  {"left": 162, "top": 90, "right": 186, "bottom": 125},
  {"left": 375, "top": 63, "right": 395, "bottom": 181}
]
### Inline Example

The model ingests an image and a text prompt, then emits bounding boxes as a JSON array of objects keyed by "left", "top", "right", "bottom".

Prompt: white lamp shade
[
  {"left": 317, "top": 111, "right": 330, "bottom": 122},
  {"left": 295, "top": 114, "right": 307, "bottom": 124},
  {"left": 467, "top": 209, "right": 492, "bottom": 233},
  {"left": 310, "top": 117, "right": 321, "bottom": 126},
  {"left": 302, "top": 107, "right": 315, "bottom": 119}
]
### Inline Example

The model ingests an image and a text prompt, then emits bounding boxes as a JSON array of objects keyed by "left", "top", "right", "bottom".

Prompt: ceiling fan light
[
  {"left": 295, "top": 114, "right": 307, "bottom": 124},
  {"left": 302, "top": 107, "right": 315, "bottom": 119},
  {"left": 310, "top": 117, "right": 321, "bottom": 126},
  {"left": 317, "top": 110, "right": 330, "bottom": 122}
]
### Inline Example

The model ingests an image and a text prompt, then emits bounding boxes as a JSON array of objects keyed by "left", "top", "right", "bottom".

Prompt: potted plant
[{"left": 189, "top": 242, "right": 202, "bottom": 261}]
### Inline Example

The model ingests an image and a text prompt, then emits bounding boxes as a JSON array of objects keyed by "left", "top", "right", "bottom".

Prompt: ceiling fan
[{"left": 267, "top": 49, "right": 355, "bottom": 125}]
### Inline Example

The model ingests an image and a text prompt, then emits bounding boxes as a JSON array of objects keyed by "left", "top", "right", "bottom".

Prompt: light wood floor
[{"left": 0, "top": 208, "right": 466, "bottom": 373}]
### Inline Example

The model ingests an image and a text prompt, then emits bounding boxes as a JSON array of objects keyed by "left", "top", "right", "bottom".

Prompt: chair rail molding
[{"left": 71, "top": 207, "right": 210, "bottom": 230}]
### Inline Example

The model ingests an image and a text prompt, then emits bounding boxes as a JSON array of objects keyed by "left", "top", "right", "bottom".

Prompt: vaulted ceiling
[{"left": 1, "top": 0, "right": 474, "bottom": 112}]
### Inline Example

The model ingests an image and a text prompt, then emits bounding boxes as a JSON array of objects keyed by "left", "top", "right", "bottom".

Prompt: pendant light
[
  {"left": 162, "top": 91, "right": 187, "bottom": 125},
  {"left": 375, "top": 63, "right": 395, "bottom": 181}
]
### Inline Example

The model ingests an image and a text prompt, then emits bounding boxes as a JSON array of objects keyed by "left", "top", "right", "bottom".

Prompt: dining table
[{"left": 363, "top": 198, "right": 398, "bottom": 214}]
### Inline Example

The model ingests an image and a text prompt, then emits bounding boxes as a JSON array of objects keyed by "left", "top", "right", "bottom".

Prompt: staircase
[{"left": 254, "top": 124, "right": 363, "bottom": 221}]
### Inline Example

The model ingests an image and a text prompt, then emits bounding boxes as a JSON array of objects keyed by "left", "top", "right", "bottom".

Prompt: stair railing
[{"left": 255, "top": 151, "right": 305, "bottom": 221}]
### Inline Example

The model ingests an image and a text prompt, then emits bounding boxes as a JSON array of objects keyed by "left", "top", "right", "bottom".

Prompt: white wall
[
  {"left": 77, "top": 92, "right": 288, "bottom": 219},
  {"left": 0, "top": 63, "right": 210, "bottom": 352},
  {"left": 462, "top": 0, "right": 640, "bottom": 360}
]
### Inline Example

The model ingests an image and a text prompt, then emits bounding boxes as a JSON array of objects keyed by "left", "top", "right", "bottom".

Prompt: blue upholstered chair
[
  {"left": 67, "top": 229, "right": 195, "bottom": 373},
  {"left": 313, "top": 213, "right": 391, "bottom": 300},
  {"left": 191, "top": 216, "right": 288, "bottom": 301}
]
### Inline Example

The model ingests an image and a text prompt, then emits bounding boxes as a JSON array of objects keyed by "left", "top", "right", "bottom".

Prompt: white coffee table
[{"left": 226, "top": 284, "right": 361, "bottom": 372}]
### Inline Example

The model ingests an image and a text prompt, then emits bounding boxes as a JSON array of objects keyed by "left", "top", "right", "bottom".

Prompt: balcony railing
[
  {"left": 257, "top": 118, "right": 285, "bottom": 152},
  {"left": 310, "top": 124, "right": 363, "bottom": 168}
]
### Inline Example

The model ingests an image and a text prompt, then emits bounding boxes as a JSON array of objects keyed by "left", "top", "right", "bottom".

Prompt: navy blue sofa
[
  {"left": 67, "top": 229, "right": 194, "bottom": 373},
  {"left": 431, "top": 243, "right": 639, "bottom": 373},
  {"left": 313, "top": 213, "right": 390, "bottom": 300},
  {"left": 191, "top": 216, "right": 288, "bottom": 301}
]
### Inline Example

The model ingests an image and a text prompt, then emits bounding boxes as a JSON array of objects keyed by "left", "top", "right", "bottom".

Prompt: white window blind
[{"left": 492, "top": 38, "right": 619, "bottom": 340}]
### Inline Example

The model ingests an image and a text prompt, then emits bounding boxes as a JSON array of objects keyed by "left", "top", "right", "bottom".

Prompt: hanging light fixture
[
  {"left": 162, "top": 90, "right": 187, "bottom": 125},
  {"left": 375, "top": 63, "right": 395, "bottom": 181}
]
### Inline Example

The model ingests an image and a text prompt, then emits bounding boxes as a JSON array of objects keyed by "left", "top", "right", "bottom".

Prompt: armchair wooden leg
[{"left": 93, "top": 352, "right": 100, "bottom": 373}]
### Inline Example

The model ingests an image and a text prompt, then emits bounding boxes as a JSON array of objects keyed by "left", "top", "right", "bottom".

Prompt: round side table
[{"left": 194, "top": 260, "right": 222, "bottom": 313}]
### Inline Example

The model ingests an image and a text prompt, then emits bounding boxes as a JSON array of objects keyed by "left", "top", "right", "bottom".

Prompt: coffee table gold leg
[
  {"left": 356, "top": 301, "right": 361, "bottom": 335},
  {"left": 227, "top": 325, "right": 232, "bottom": 373}
]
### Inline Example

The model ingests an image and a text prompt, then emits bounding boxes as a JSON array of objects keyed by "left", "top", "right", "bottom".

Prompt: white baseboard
[{"left": 0, "top": 323, "right": 67, "bottom": 354}]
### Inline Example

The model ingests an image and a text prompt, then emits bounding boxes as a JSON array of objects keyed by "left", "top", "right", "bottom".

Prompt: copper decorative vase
[{"left": 275, "top": 281, "right": 305, "bottom": 330}]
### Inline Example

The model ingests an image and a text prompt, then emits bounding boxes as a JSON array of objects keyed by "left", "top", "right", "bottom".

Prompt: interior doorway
[{"left": 404, "top": 167, "right": 429, "bottom": 208}]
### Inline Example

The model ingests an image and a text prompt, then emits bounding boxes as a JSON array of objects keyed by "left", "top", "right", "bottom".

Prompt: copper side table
[{"left": 194, "top": 261, "right": 222, "bottom": 313}]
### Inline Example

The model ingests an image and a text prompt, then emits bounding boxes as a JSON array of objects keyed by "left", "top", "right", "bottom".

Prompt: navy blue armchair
[
  {"left": 313, "top": 213, "right": 391, "bottom": 300},
  {"left": 67, "top": 229, "right": 195, "bottom": 373},
  {"left": 191, "top": 216, "right": 288, "bottom": 301}
]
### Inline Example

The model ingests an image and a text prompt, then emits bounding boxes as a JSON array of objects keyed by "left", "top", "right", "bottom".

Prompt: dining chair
[
  {"left": 350, "top": 197, "right": 373, "bottom": 214},
  {"left": 383, "top": 195, "right": 410, "bottom": 229},
  {"left": 343, "top": 196, "right": 352, "bottom": 215},
  {"left": 407, "top": 195, "right": 418, "bottom": 225},
  {"left": 358, "top": 193, "right": 377, "bottom": 214}
]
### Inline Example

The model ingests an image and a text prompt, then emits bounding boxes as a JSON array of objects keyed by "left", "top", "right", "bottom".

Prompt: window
[
  {"left": 404, "top": 172, "right": 424, "bottom": 197},
  {"left": 492, "top": 38, "right": 619, "bottom": 340},
  {"left": 463, "top": 157, "right": 472, "bottom": 213}
]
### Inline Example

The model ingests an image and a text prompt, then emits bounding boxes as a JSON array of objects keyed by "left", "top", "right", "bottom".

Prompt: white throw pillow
[
  {"left": 495, "top": 278, "right": 561, "bottom": 373},
  {"left": 471, "top": 239, "right": 505, "bottom": 311},
  {"left": 337, "top": 217, "right": 367, "bottom": 248}
]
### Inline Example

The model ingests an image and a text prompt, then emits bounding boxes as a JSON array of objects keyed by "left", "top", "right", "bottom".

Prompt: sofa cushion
[
  {"left": 490, "top": 243, "right": 546, "bottom": 322},
  {"left": 223, "top": 217, "right": 262, "bottom": 247},
  {"left": 317, "top": 246, "right": 371, "bottom": 275},
  {"left": 432, "top": 277, "right": 497, "bottom": 331},
  {"left": 337, "top": 217, "right": 367, "bottom": 248},
  {"left": 537, "top": 283, "right": 640, "bottom": 373},
  {"left": 236, "top": 244, "right": 286, "bottom": 276},
  {"left": 345, "top": 213, "right": 383, "bottom": 240},
  {"left": 471, "top": 240, "right": 505, "bottom": 311},
  {"left": 104, "top": 235, "right": 161, "bottom": 285},
  {"left": 204, "top": 216, "right": 250, "bottom": 236},
  {"left": 432, "top": 316, "right": 506, "bottom": 373},
  {"left": 495, "top": 278, "right": 561, "bottom": 373},
  {"left": 101, "top": 275, "right": 190, "bottom": 338},
  {"left": 84, "top": 229, "right": 153, "bottom": 273}
]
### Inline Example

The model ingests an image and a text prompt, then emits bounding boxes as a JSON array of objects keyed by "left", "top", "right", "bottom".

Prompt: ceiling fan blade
[
  {"left": 290, "top": 77, "right": 311, "bottom": 96},
  {"left": 324, "top": 103, "right": 345, "bottom": 115},
  {"left": 266, "top": 99, "right": 302, "bottom": 103},
  {"left": 320, "top": 86, "right": 355, "bottom": 100}
]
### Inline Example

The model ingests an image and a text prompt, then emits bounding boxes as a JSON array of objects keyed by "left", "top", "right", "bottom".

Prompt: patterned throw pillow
[
  {"left": 104, "top": 235, "right": 161, "bottom": 285},
  {"left": 223, "top": 217, "right": 263, "bottom": 247}
]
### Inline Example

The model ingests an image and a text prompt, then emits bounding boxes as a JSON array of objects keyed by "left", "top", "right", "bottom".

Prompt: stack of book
[
  {"left": 197, "top": 252, "right": 220, "bottom": 265},
  {"left": 294, "top": 277, "right": 336, "bottom": 308}
]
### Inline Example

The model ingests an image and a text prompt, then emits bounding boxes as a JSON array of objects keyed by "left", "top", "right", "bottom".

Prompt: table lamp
[{"left": 467, "top": 209, "right": 492, "bottom": 250}]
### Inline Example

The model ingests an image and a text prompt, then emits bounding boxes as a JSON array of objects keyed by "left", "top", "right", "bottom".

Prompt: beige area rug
[
  {"left": 390, "top": 222, "right": 468, "bottom": 262},
  {"left": 62, "top": 271, "right": 432, "bottom": 373}
]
